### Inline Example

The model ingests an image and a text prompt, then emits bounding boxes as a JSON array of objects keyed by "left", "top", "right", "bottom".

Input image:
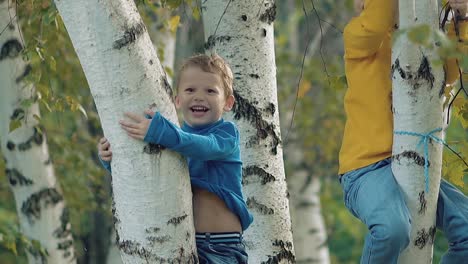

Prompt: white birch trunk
[
  {"left": 392, "top": 0, "right": 445, "bottom": 262},
  {"left": 0, "top": 1, "right": 75, "bottom": 263},
  {"left": 54, "top": 1, "right": 197, "bottom": 263},
  {"left": 202, "top": 1, "right": 295, "bottom": 262},
  {"left": 286, "top": 140, "right": 330, "bottom": 264}
]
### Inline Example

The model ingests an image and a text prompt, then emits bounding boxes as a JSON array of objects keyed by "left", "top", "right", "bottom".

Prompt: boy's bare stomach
[{"left": 192, "top": 187, "right": 242, "bottom": 233}]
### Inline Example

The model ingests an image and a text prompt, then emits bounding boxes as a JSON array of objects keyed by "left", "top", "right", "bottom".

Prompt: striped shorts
[{"left": 196, "top": 232, "right": 248, "bottom": 264}]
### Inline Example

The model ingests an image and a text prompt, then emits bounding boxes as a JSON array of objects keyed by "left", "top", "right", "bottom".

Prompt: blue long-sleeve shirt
[{"left": 100, "top": 112, "right": 253, "bottom": 231}]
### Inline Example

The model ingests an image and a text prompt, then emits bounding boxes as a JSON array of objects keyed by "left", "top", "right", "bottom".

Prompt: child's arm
[
  {"left": 344, "top": 0, "right": 397, "bottom": 58},
  {"left": 120, "top": 111, "right": 238, "bottom": 160},
  {"left": 97, "top": 137, "right": 112, "bottom": 173}
]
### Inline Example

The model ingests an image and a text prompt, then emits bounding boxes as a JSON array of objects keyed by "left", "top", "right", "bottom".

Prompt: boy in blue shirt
[{"left": 98, "top": 54, "right": 253, "bottom": 263}]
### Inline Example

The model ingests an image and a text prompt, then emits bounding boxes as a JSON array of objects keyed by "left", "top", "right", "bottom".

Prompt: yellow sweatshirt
[{"left": 338, "top": 0, "right": 467, "bottom": 175}]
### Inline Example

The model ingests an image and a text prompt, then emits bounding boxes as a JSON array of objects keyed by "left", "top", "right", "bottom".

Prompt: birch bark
[
  {"left": 286, "top": 138, "right": 330, "bottom": 264},
  {"left": 0, "top": 1, "right": 75, "bottom": 263},
  {"left": 202, "top": 1, "right": 295, "bottom": 262},
  {"left": 54, "top": 0, "right": 196, "bottom": 262},
  {"left": 391, "top": 0, "right": 445, "bottom": 262}
]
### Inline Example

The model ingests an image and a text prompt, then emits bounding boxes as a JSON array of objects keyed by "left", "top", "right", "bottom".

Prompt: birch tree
[
  {"left": 54, "top": 0, "right": 197, "bottom": 262},
  {"left": 202, "top": 1, "right": 295, "bottom": 262},
  {"left": 286, "top": 137, "right": 330, "bottom": 264},
  {"left": 0, "top": 1, "right": 75, "bottom": 263},
  {"left": 391, "top": 0, "right": 445, "bottom": 262}
]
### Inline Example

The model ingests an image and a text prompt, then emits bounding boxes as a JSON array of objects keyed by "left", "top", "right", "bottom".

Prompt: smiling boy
[{"left": 98, "top": 54, "right": 252, "bottom": 263}]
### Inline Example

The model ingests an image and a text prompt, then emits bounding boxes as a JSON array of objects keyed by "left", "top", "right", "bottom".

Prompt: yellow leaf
[
  {"left": 168, "top": 15, "right": 180, "bottom": 33},
  {"left": 298, "top": 81, "right": 311, "bottom": 98},
  {"left": 193, "top": 7, "right": 201, "bottom": 21},
  {"left": 5, "top": 240, "right": 17, "bottom": 255},
  {"left": 453, "top": 97, "right": 465, "bottom": 108}
]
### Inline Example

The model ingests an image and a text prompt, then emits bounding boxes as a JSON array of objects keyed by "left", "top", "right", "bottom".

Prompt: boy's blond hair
[{"left": 177, "top": 54, "right": 234, "bottom": 98}]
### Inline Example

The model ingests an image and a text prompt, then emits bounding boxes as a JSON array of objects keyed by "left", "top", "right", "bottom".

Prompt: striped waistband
[{"left": 195, "top": 232, "right": 243, "bottom": 244}]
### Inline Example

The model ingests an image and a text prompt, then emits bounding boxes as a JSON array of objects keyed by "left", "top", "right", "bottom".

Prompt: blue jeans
[
  {"left": 340, "top": 158, "right": 468, "bottom": 264},
  {"left": 196, "top": 232, "right": 248, "bottom": 264}
]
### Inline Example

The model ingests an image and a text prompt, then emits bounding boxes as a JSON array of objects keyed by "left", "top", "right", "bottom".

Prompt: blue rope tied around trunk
[{"left": 394, "top": 128, "right": 445, "bottom": 192}]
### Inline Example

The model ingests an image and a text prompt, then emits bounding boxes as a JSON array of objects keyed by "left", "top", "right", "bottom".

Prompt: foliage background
[{"left": 0, "top": 0, "right": 466, "bottom": 263}]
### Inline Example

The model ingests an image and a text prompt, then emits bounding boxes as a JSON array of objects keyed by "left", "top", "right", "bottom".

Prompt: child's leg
[
  {"left": 196, "top": 232, "right": 248, "bottom": 264},
  {"left": 340, "top": 158, "right": 411, "bottom": 264},
  {"left": 436, "top": 179, "right": 468, "bottom": 263}
]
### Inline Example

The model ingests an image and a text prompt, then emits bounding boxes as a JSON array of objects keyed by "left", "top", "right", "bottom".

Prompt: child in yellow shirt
[{"left": 339, "top": 0, "right": 468, "bottom": 263}]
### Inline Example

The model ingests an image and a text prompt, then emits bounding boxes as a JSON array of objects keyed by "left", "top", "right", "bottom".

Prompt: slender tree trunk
[
  {"left": 391, "top": 0, "right": 445, "bottom": 262},
  {"left": 0, "top": 1, "right": 75, "bottom": 263},
  {"left": 202, "top": 1, "right": 295, "bottom": 262},
  {"left": 286, "top": 138, "right": 330, "bottom": 264},
  {"left": 286, "top": 0, "right": 299, "bottom": 53},
  {"left": 145, "top": 7, "right": 176, "bottom": 85},
  {"left": 54, "top": 1, "right": 197, "bottom": 263}
]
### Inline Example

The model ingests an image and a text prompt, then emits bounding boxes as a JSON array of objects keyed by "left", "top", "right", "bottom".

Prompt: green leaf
[
  {"left": 21, "top": 98, "right": 35, "bottom": 109},
  {"left": 40, "top": 98, "right": 52, "bottom": 112},
  {"left": 9, "top": 120, "right": 21, "bottom": 132},
  {"left": 43, "top": 9, "right": 58, "bottom": 25},
  {"left": 407, "top": 24, "right": 431, "bottom": 46},
  {"left": 49, "top": 56, "right": 56, "bottom": 72}
]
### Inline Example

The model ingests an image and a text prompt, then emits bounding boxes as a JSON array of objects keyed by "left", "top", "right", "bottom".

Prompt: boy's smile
[{"left": 176, "top": 66, "right": 234, "bottom": 127}]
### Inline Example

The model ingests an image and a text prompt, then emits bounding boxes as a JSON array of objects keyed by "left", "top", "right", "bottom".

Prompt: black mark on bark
[
  {"left": 147, "top": 235, "right": 171, "bottom": 245},
  {"left": 53, "top": 208, "right": 71, "bottom": 239},
  {"left": 113, "top": 22, "right": 146, "bottom": 49},
  {"left": 6, "top": 168, "right": 33, "bottom": 186},
  {"left": 242, "top": 165, "right": 276, "bottom": 185},
  {"left": 414, "top": 226, "right": 436, "bottom": 249},
  {"left": 0, "top": 39, "right": 23, "bottom": 60},
  {"left": 392, "top": 151, "right": 428, "bottom": 167},
  {"left": 44, "top": 157, "right": 52, "bottom": 165},
  {"left": 392, "top": 57, "right": 435, "bottom": 90},
  {"left": 118, "top": 239, "right": 197, "bottom": 263},
  {"left": 297, "top": 200, "right": 316, "bottom": 208},
  {"left": 146, "top": 227, "right": 160, "bottom": 233},
  {"left": 17, "top": 126, "right": 44, "bottom": 151},
  {"left": 262, "top": 239, "right": 295, "bottom": 263},
  {"left": 417, "top": 56, "right": 435, "bottom": 89},
  {"left": 233, "top": 91, "right": 281, "bottom": 154},
  {"left": 259, "top": 3, "right": 277, "bottom": 24},
  {"left": 16, "top": 64, "right": 32, "bottom": 83},
  {"left": 7, "top": 141, "right": 15, "bottom": 150},
  {"left": 249, "top": 73, "right": 260, "bottom": 79},
  {"left": 21, "top": 188, "right": 63, "bottom": 222},
  {"left": 167, "top": 214, "right": 188, "bottom": 226},
  {"left": 265, "top": 103, "right": 275, "bottom": 115},
  {"left": 143, "top": 143, "right": 164, "bottom": 155},
  {"left": 418, "top": 191, "right": 427, "bottom": 215},
  {"left": 11, "top": 108, "right": 25, "bottom": 121},
  {"left": 204, "top": 35, "right": 232, "bottom": 50},
  {"left": 261, "top": 28, "right": 267, "bottom": 37},
  {"left": 112, "top": 200, "right": 120, "bottom": 225},
  {"left": 161, "top": 75, "right": 174, "bottom": 102},
  {"left": 247, "top": 197, "right": 274, "bottom": 215},
  {"left": 241, "top": 15, "right": 247, "bottom": 21}
]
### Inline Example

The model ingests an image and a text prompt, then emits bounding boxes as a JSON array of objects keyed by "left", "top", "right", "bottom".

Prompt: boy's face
[{"left": 176, "top": 66, "right": 234, "bottom": 127}]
